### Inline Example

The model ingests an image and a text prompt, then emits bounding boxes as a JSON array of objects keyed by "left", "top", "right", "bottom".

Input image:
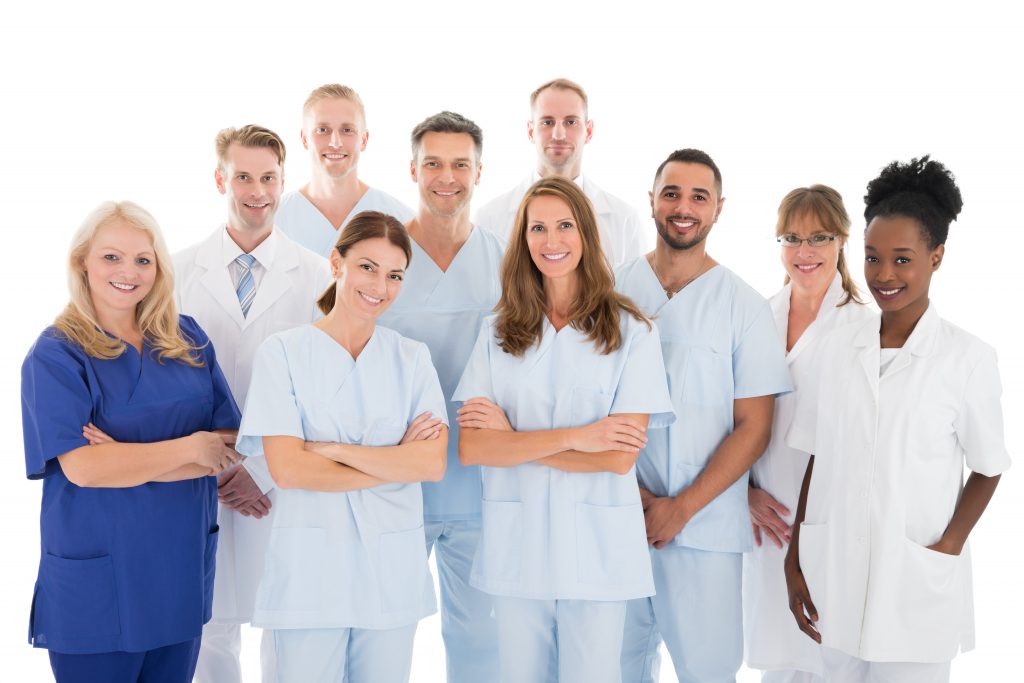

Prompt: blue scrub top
[{"left": 21, "top": 315, "right": 240, "bottom": 655}]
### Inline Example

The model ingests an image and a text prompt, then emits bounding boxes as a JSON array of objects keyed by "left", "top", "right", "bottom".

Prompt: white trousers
[
  {"left": 621, "top": 545, "right": 743, "bottom": 683},
  {"left": 425, "top": 519, "right": 498, "bottom": 682},
  {"left": 821, "top": 648, "right": 951, "bottom": 683},
  {"left": 272, "top": 624, "right": 417, "bottom": 683},
  {"left": 193, "top": 621, "right": 275, "bottom": 683},
  {"left": 493, "top": 596, "right": 627, "bottom": 683},
  {"left": 761, "top": 670, "right": 823, "bottom": 683}
]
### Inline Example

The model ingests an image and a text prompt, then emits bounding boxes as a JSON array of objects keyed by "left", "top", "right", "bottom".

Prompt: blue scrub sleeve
[
  {"left": 20, "top": 332, "right": 91, "bottom": 479},
  {"left": 956, "top": 346, "right": 1012, "bottom": 477},
  {"left": 181, "top": 315, "right": 241, "bottom": 431},
  {"left": 452, "top": 319, "right": 497, "bottom": 404},
  {"left": 609, "top": 322, "right": 675, "bottom": 429},
  {"left": 732, "top": 299, "right": 793, "bottom": 399},
  {"left": 411, "top": 344, "right": 450, "bottom": 427},
  {"left": 235, "top": 335, "right": 305, "bottom": 458}
]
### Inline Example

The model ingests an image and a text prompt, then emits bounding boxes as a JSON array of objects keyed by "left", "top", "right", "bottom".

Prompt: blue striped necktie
[{"left": 235, "top": 253, "right": 257, "bottom": 318}]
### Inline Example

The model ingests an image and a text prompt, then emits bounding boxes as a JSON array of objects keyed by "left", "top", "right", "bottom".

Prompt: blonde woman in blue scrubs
[{"left": 455, "top": 176, "right": 675, "bottom": 683}]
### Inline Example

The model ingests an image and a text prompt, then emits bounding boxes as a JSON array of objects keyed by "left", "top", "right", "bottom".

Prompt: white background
[{"left": 2, "top": 2, "right": 1021, "bottom": 681}]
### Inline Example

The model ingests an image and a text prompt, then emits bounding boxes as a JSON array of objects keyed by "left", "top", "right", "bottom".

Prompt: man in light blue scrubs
[
  {"left": 378, "top": 111, "right": 505, "bottom": 682},
  {"left": 616, "top": 149, "right": 793, "bottom": 683}
]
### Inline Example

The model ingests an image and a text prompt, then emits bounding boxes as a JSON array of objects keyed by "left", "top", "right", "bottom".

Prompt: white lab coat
[
  {"left": 474, "top": 174, "right": 644, "bottom": 267},
  {"left": 787, "top": 304, "right": 1011, "bottom": 663},
  {"left": 236, "top": 324, "right": 446, "bottom": 630},
  {"left": 174, "top": 227, "right": 331, "bottom": 622},
  {"left": 743, "top": 275, "right": 873, "bottom": 674}
]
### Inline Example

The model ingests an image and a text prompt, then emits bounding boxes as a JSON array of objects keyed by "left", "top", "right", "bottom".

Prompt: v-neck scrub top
[
  {"left": 236, "top": 324, "right": 447, "bottom": 630},
  {"left": 20, "top": 316, "right": 241, "bottom": 654},
  {"left": 454, "top": 313, "right": 675, "bottom": 601}
]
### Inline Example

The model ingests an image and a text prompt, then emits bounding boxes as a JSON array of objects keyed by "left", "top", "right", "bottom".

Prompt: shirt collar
[{"left": 221, "top": 226, "right": 278, "bottom": 269}]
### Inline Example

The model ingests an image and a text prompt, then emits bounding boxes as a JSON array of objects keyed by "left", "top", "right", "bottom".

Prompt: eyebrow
[
  {"left": 530, "top": 216, "right": 575, "bottom": 224},
  {"left": 864, "top": 245, "right": 916, "bottom": 253},
  {"left": 96, "top": 245, "right": 154, "bottom": 256}
]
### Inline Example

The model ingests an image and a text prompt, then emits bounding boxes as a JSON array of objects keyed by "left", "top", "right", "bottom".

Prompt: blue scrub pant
[
  {"left": 494, "top": 595, "right": 627, "bottom": 683},
  {"left": 425, "top": 519, "right": 498, "bottom": 682},
  {"left": 273, "top": 624, "right": 417, "bottom": 683},
  {"left": 621, "top": 546, "right": 742, "bottom": 683},
  {"left": 48, "top": 637, "right": 201, "bottom": 683}
]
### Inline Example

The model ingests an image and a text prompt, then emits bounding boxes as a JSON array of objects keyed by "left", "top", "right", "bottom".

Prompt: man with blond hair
[
  {"left": 175, "top": 124, "right": 331, "bottom": 683},
  {"left": 277, "top": 83, "right": 414, "bottom": 257},
  {"left": 474, "top": 77, "right": 644, "bottom": 266}
]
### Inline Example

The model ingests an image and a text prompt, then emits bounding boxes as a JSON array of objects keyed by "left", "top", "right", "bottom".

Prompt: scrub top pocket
[
  {"left": 36, "top": 553, "right": 121, "bottom": 641},
  {"left": 378, "top": 526, "right": 430, "bottom": 614},
  {"left": 575, "top": 502, "right": 649, "bottom": 586}
]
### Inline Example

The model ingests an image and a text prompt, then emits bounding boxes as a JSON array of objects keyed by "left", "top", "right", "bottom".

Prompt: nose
[
  {"left": 329, "top": 129, "right": 343, "bottom": 147},
  {"left": 797, "top": 241, "right": 814, "bottom": 259},
  {"left": 876, "top": 260, "right": 896, "bottom": 283},
  {"left": 552, "top": 121, "right": 567, "bottom": 140}
]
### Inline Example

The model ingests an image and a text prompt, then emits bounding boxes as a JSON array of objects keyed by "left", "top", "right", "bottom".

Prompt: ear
[
  {"left": 360, "top": 129, "right": 369, "bottom": 152},
  {"left": 300, "top": 127, "right": 309, "bottom": 150},
  {"left": 329, "top": 248, "right": 343, "bottom": 278},
  {"left": 714, "top": 196, "right": 726, "bottom": 221},
  {"left": 931, "top": 243, "right": 945, "bottom": 271},
  {"left": 649, "top": 190, "right": 655, "bottom": 217},
  {"left": 527, "top": 119, "right": 535, "bottom": 143},
  {"left": 584, "top": 119, "right": 594, "bottom": 144},
  {"left": 474, "top": 161, "right": 483, "bottom": 186},
  {"left": 214, "top": 167, "right": 227, "bottom": 195},
  {"left": 409, "top": 158, "right": 418, "bottom": 183}
]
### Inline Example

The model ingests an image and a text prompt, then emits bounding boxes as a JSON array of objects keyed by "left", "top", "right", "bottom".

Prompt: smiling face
[
  {"left": 780, "top": 212, "right": 842, "bottom": 294},
  {"left": 82, "top": 218, "right": 158, "bottom": 322},
  {"left": 528, "top": 88, "right": 593, "bottom": 177},
  {"left": 411, "top": 131, "right": 481, "bottom": 218},
  {"left": 216, "top": 143, "right": 283, "bottom": 235},
  {"left": 650, "top": 161, "right": 723, "bottom": 251},
  {"left": 864, "top": 214, "right": 943, "bottom": 318},
  {"left": 302, "top": 96, "right": 368, "bottom": 180},
  {"left": 328, "top": 237, "right": 408, "bottom": 322},
  {"left": 524, "top": 194, "right": 584, "bottom": 281}
]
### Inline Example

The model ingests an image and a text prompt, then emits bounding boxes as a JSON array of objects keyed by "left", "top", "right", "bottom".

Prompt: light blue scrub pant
[
  {"left": 494, "top": 595, "right": 627, "bottom": 683},
  {"left": 272, "top": 624, "right": 417, "bottom": 683},
  {"left": 621, "top": 545, "right": 743, "bottom": 683},
  {"left": 425, "top": 519, "right": 498, "bottom": 682}
]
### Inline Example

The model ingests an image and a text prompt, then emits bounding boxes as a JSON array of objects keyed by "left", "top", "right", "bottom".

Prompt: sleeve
[
  {"left": 609, "top": 321, "right": 676, "bottom": 428},
  {"left": 409, "top": 344, "right": 449, "bottom": 427},
  {"left": 235, "top": 335, "right": 305, "bottom": 458},
  {"left": 188, "top": 318, "right": 241, "bottom": 431},
  {"left": 955, "top": 346, "right": 1011, "bottom": 477},
  {"left": 732, "top": 295, "right": 794, "bottom": 399},
  {"left": 20, "top": 334, "right": 92, "bottom": 479},
  {"left": 452, "top": 320, "right": 497, "bottom": 404}
]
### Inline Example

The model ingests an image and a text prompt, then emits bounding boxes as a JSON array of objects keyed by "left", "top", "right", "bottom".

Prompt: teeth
[
  {"left": 542, "top": 252, "right": 568, "bottom": 261},
  {"left": 878, "top": 288, "right": 901, "bottom": 296},
  {"left": 244, "top": 203, "right": 268, "bottom": 209},
  {"left": 670, "top": 219, "right": 695, "bottom": 228},
  {"left": 110, "top": 282, "right": 137, "bottom": 291},
  {"left": 324, "top": 154, "right": 346, "bottom": 159},
  {"left": 434, "top": 191, "right": 457, "bottom": 196},
  {"left": 797, "top": 264, "right": 820, "bottom": 271},
  {"left": 359, "top": 292, "right": 383, "bottom": 305}
]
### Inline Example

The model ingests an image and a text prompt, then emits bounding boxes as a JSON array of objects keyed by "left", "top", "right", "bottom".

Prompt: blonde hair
[
  {"left": 776, "top": 184, "right": 862, "bottom": 306},
  {"left": 53, "top": 201, "right": 203, "bottom": 366},
  {"left": 303, "top": 83, "right": 366, "bottom": 122},
  {"left": 215, "top": 124, "right": 286, "bottom": 169},
  {"left": 530, "top": 78, "right": 589, "bottom": 118},
  {"left": 496, "top": 176, "right": 648, "bottom": 357}
]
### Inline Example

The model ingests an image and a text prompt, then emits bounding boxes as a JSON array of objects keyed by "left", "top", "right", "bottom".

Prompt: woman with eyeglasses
[{"left": 742, "top": 185, "right": 872, "bottom": 683}]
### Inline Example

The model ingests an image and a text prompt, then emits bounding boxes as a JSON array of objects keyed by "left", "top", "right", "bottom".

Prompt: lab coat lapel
[
  {"left": 880, "top": 304, "right": 940, "bottom": 381},
  {"left": 195, "top": 231, "right": 246, "bottom": 328},
  {"left": 853, "top": 315, "right": 882, "bottom": 401},
  {"left": 242, "top": 237, "right": 297, "bottom": 326},
  {"left": 787, "top": 275, "right": 847, "bottom": 364}
]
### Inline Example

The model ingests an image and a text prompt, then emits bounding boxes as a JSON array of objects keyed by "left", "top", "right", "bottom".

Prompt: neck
[
  {"left": 650, "top": 240, "right": 713, "bottom": 289},
  {"left": 543, "top": 273, "right": 579, "bottom": 321},
  {"left": 407, "top": 207, "right": 473, "bottom": 271},
  {"left": 94, "top": 305, "right": 140, "bottom": 343},
  {"left": 880, "top": 298, "right": 929, "bottom": 348},
  {"left": 226, "top": 223, "right": 273, "bottom": 254},
  {"left": 789, "top": 278, "right": 831, "bottom": 318},
  {"left": 537, "top": 161, "right": 582, "bottom": 182},
  {"left": 305, "top": 171, "right": 366, "bottom": 204},
  {"left": 317, "top": 305, "right": 376, "bottom": 359}
]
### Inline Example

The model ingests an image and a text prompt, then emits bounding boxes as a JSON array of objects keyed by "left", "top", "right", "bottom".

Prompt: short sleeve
[
  {"left": 235, "top": 335, "right": 305, "bottom": 458},
  {"left": 452, "top": 320, "right": 497, "bottom": 404},
  {"left": 20, "top": 333, "right": 92, "bottom": 479},
  {"left": 733, "top": 298, "right": 793, "bottom": 399},
  {"left": 609, "top": 321, "right": 675, "bottom": 428},
  {"left": 410, "top": 344, "right": 449, "bottom": 427},
  {"left": 956, "top": 347, "right": 1011, "bottom": 477},
  {"left": 185, "top": 316, "right": 241, "bottom": 431}
]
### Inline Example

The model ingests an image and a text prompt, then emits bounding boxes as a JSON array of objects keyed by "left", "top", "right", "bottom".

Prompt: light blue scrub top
[
  {"left": 616, "top": 260, "right": 793, "bottom": 553},
  {"left": 378, "top": 227, "right": 504, "bottom": 522},
  {"left": 236, "top": 324, "right": 447, "bottom": 630},
  {"left": 454, "top": 313, "right": 675, "bottom": 601},
  {"left": 276, "top": 189, "right": 415, "bottom": 258}
]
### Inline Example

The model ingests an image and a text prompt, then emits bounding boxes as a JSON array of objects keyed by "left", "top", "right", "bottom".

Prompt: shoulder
[
  {"left": 474, "top": 227, "right": 508, "bottom": 257},
  {"left": 715, "top": 266, "right": 768, "bottom": 307},
  {"left": 172, "top": 228, "right": 219, "bottom": 270},
  {"left": 24, "top": 327, "right": 85, "bottom": 368},
  {"left": 937, "top": 317, "right": 997, "bottom": 364},
  {"left": 614, "top": 255, "right": 648, "bottom": 285},
  {"left": 588, "top": 180, "right": 635, "bottom": 215},
  {"left": 365, "top": 187, "right": 414, "bottom": 219},
  {"left": 478, "top": 179, "right": 530, "bottom": 214},
  {"left": 277, "top": 230, "right": 331, "bottom": 271},
  {"left": 176, "top": 314, "right": 211, "bottom": 346}
]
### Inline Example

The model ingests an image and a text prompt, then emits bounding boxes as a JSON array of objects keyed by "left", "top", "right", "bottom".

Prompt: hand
[
  {"left": 926, "top": 536, "right": 963, "bottom": 556},
  {"left": 190, "top": 431, "right": 240, "bottom": 474},
  {"left": 639, "top": 486, "right": 655, "bottom": 510},
  {"left": 83, "top": 422, "right": 116, "bottom": 445},
  {"left": 749, "top": 486, "right": 792, "bottom": 548},
  {"left": 457, "top": 397, "right": 513, "bottom": 431},
  {"left": 402, "top": 411, "right": 445, "bottom": 443},
  {"left": 785, "top": 560, "right": 821, "bottom": 643},
  {"left": 644, "top": 493, "right": 693, "bottom": 548},
  {"left": 218, "top": 464, "right": 272, "bottom": 519},
  {"left": 570, "top": 416, "right": 647, "bottom": 453}
]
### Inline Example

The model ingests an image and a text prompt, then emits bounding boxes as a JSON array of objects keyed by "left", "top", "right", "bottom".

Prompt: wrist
[{"left": 561, "top": 427, "right": 579, "bottom": 453}]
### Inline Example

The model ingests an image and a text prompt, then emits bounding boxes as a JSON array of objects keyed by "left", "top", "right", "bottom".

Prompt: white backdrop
[{"left": 2, "top": 2, "right": 1021, "bottom": 681}]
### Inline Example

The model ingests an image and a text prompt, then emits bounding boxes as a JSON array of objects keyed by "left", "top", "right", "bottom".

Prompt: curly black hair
[{"left": 863, "top": 155, "right": 963, "bottom": 249}]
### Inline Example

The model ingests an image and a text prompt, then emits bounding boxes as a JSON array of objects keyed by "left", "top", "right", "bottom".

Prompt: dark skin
[{"left": 785, "top": 213, "right": 1002, "bottom": 641}]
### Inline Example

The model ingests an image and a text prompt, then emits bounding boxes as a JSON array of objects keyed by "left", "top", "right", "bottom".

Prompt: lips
[
  {"left": 243, "top": 202, "right": 269, "bottom": 209},
  {"left": 541, "top": 252, "right": 569, "bottom": 261},
  {"left": 795, "top": 263, "right": 821, "bottom": 272},
  {"left": 669, "top": 217, "right": 697, "bottom": 231},
  {"left": 358, "top": 291, "right": 383, "bottom": 305},
  {"left": 110, "top": 281, "right": 138, "bottom": 292},
  {"left": 873, "top": 286, "right": 905, "bottom": 300}
]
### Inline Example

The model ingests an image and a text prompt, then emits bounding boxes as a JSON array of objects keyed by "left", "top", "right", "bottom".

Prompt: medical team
[{"left": 19, "top": 78, "right": 1008, "bottom": 683}]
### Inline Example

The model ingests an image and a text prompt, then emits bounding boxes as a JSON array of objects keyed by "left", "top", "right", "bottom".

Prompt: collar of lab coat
[
  {"left": 852, "top": 302, "right": 939, "bottom": 358},
  {"left": 771, "top": 273, "right": 848, "bottom": 362}
]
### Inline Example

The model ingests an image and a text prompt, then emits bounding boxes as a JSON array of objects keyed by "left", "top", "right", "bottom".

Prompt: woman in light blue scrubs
[
  {"left": 235, "top": 211, "right": 448, "bottom": 683},
  {"left": 20, "top": 201, "right": 241, "bottom": 683},
  {"left": 455, "top": 176, "right": 675, "bottom": 683}
]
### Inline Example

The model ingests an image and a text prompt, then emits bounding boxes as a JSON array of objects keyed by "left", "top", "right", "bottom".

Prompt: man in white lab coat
[
  {"left": 474, "top": 78, "right": 644, "bottom": 267},
  {"left": 175, "top": 125, "right": 331, "bottom": 683},
  {"left": 276, "top": 83, "right": 414, "bottom": 257}
]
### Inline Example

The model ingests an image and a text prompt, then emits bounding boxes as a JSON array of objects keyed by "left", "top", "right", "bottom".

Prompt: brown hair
[
  {"left": 215, "top": 124, "right": 286, "bottom": 168},
  {"left": 776, "top": 184, "right": 862, "bottom": 306},
  {"left": 316, "top": 211, "right": 413, "bottom": 315},
  {"left": 530, "top": 78, "right": 589, "bottom": 118},
  {"left": 495, "top": 176, "right": 648, "bottom": 357},
  {"left": 303, "top": 83, "right": 366, "bottom": 122}
]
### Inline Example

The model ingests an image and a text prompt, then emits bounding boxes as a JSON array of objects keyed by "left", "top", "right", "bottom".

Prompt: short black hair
[
  {"left": 653, "top": 149, "right": 722, "bottom": 195},
  {"left": 410, "top": 111, "right": 483, "bottom": 162},
  {"left": 863, "top": 155, "right": 963, "bottom": 249}
]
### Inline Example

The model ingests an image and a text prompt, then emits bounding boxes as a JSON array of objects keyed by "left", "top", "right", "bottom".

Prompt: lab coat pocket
[
  {"left": 576, "top": 502, "right": 649, "bottom": 586},
  {"left": 378, "top": 526, "right": 429, "bottom": 614},
  {"left": 900, "top": 538, "right": 963, "bottom": 639},
  {"left": 203, "top": 525, "right": 220, "bottom": 622},
  {"left": 570, "top": 387, "right": 615, "bottom": 426},
  {"left": 478, "top": 499, "right": 523, "bottom": 582},
  {"left": 260, "top": 527, "right": 326, "bottom": 612},
  {"left": 37, "top": 553, "right": 121, "bottom": 639}
]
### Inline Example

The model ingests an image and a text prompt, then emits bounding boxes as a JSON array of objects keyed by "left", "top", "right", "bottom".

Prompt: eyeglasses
[{"left": 777, "top": 234, "right": 837, "bottom": 248}]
